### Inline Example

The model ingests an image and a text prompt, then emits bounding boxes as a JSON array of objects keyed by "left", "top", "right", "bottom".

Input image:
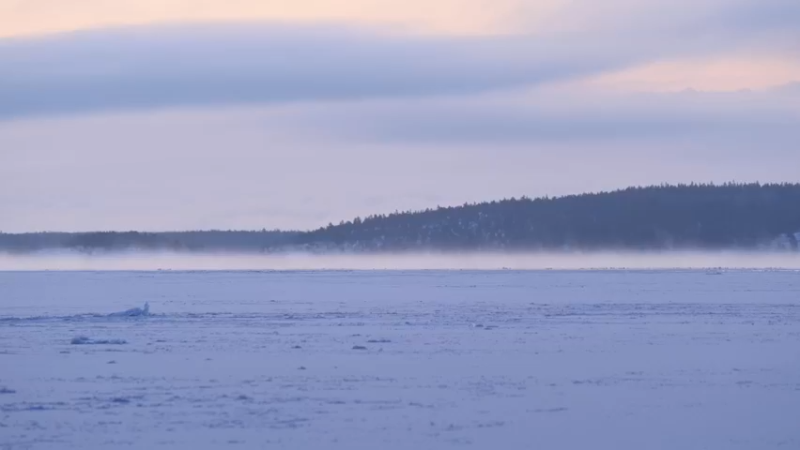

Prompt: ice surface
[
  {"left": 70, "top": 336, "right": 128, "bottom": 345},
  {"left": 1, "top": 270, "right": 799, "bottom": 449},
  {"left": 107, "top": 302, "right": 150, "bottom": 318}
]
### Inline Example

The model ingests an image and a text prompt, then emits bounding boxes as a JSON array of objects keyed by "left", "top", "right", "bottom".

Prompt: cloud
[
  {"left": 1, "top": 0, "right": 798, "bottom": 120},
  {"left": 0, "top": 23, "right": 619, "bottom": 119},
  {"left": 190, "top": 85, "right": 800, "bottom": 150},
  {"left": 1, "top": 0, "right": 799, "bottom": 232},
  {"left": 775, "top": 82, "right": 800, "bottom": 94},
  {"left": 2, "top": 84, "right": 799, "bottom": 232},
  {"left": 587, "top": 56, "right": 800, "bottom": 92},
  {"left": 0, "top": 0, "right": 542, "bottom": 37}
]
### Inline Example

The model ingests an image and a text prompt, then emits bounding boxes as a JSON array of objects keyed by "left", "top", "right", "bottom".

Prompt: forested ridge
[
  {"left": 3, "top": 183, "right": 800, "bottom": 253},
  {"left": 297, "top": 183, "right": 800, "bottom": 251}
]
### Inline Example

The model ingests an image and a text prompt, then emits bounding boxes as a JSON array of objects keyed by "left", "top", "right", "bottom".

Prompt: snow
[
  {"left": 1, "top": 270, "right": 799, "bottom": 449},
  {"left": 70, "top": 336, "right": 128, "bottom": 345},
  {"left": 106, "top": 302, "right": 150, "bottom": 318}
]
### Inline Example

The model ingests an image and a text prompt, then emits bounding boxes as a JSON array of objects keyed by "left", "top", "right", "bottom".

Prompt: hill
[
  {"left": 295, "top": 183, "right": 800, "bottom": 252},
  {"left": 2, "top": 183, "right": 800, "bottom": 253}
]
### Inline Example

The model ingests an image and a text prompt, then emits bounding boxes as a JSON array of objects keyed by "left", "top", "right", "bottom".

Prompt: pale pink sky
[{"left": 1, "top": 0, "right": 552, "bottom": 37}]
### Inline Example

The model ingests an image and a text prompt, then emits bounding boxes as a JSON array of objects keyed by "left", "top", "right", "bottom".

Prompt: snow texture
[
  {"left": 1, "top": 270, "right": 799, "bottom": 449},
  {"left": 70, "top": 336, "right": 128, "bottom": 345},
  {"left": 106, "top": 302, "right": 150, "bottom": 318}
]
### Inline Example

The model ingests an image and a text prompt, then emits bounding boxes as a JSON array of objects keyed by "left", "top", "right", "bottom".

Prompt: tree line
[
  {"left": 2, "top": 183, "right": 800, "bottom": 253},
  {"left": 0, "top": 230, "right": 296, "bottom": 254},
  {"left": 296, "top": 182, "right": 800, "bottom": 252}
]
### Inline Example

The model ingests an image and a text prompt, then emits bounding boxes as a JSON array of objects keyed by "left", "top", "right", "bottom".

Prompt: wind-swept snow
[
  {"left": 70, "top": 336, "right": 128, "bottom": 345},
  {"left": 1, "top": 270, "right": 799, "bottom": 449}
]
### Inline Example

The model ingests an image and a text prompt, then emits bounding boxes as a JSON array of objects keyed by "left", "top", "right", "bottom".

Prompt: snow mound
[
  {"left": 108, "top": 302, "right": 150, "bottom": 317},
  {"left": 70, "top": 336, "right": 128, "bottom": 345}
]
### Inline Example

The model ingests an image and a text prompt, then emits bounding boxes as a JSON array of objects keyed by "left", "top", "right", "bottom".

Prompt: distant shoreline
[{"left": 3, "top": 182, "right": 800, "bottom": 254}]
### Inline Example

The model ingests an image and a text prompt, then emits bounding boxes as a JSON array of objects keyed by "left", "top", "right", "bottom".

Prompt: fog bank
[{"left": 1, "top": 251, "right": 799, "bottom": 271}]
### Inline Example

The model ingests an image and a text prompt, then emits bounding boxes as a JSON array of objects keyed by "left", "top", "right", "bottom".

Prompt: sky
[{"left": 1, "top": 0, "right": 799, "bottom": 232}]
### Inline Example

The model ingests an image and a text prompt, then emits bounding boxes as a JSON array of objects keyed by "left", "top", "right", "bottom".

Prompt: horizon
[
  {"left": 4, "top": 182, "right": 798, "bottom": 258},
  {"left": 3, "top": 181, "right": 799, "bottom": 234}
]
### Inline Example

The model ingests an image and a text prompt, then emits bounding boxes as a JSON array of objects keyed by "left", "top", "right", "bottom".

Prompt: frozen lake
[{"left": 1, "top": 270, "right": 799, "bottom": 449}]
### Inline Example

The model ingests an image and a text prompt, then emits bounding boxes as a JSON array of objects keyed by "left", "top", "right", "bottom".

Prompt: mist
[{"left": 2, "top": 250, "right": 799, "bottom": 271}]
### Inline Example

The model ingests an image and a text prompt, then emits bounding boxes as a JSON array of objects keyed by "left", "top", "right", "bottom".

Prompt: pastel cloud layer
[{"left": 0, "top": 0, "right": 798, "bottom": 231}]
